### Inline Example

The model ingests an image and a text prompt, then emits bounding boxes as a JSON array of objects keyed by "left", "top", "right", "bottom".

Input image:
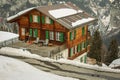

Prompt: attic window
[{"left": 29, "top": 15, "right": 40, "bottom": 23}]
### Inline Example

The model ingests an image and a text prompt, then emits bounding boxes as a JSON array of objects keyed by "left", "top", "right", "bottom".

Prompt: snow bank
[
  {"left": 0, "top": 47, "right": 41, "bottom": 59},
  {"left": 109, "top": 58, "right": 120, "bottom": 68},
  {"left": 57, "top": 59, "right": 120, "bottom": 73},
  {"left": 0, "top": 56, "right": 78, "bottom": 80},
  {"left": 72, "top": 18, "right": 95, "bottom": 27},
  {"left": 0, "top": 31, "right": 18, "bottom": 42},
  {"left": 49, "top": 8, "right": 83, "bottom": 19},
  {"left": 7, "top": 7, "right": 35, "bottom": 21}
]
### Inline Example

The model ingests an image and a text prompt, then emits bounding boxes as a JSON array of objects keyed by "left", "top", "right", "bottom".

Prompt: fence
[{"left": 0, "top": 37, "right": 18, "bottom": 47}]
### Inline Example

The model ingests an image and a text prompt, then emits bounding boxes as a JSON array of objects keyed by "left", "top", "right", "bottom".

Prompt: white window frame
[
  {"left": 21, "top": 28, "right": 25, "bottom": 36},
  {"left": 33, "top": 15, "right": 38, "bottom": 23},
  {"left": 75, "top": 45, "right": 77, "bottom": 54},
  {"left": 56, "top": 32, "right": 60, "bottom": 41},
  {"left": 49, "top": 31, "right": 54, "bottom": 40}
]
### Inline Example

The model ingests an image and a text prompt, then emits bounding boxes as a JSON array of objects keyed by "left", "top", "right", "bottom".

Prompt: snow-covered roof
[
  {"left": 72, "top": 18, "right": 95, "bottom": 27},
  {"left": 48, "top": 8, "right": 83, "bottom": 19},
  {"left": 0, "top": 56, "right": 77, "bottom": 80},
  {"left": 0, "top": 31, "right": 19, "bottom": 43},
  {"left": 109, "top": 58, "right": 120, "bottom": 68},
  {"left": 7, "top": 7, "right": 35, "bottom": 21}
]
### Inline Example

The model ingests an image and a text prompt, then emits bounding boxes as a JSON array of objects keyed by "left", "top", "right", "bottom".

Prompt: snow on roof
[
  {"left": 0, "top": 31, "right": 18, "bottom": 43},
  {"left": 7, "top": 7, "right": 35, "bottom": 21},
  {"left": 72, "top": 18, "right": 95, "bottom": 27},
  {"left": 48, "top": 8, "right": 83, "bottom": 19},
  {"left": 109, "top": 58, "right": 120, "bottom": 68},
  {"left": 0, "top": 56, "right": 77, "bottom": 80}
]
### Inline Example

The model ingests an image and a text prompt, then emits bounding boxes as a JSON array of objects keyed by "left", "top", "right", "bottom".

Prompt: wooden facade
[{"left": 7, "top": 3, "right": 97, "bottom": 60}]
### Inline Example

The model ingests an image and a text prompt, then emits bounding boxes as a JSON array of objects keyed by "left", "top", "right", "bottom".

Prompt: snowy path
[{"left": 1, "top": 54, "right": 120, "bottom": 80}]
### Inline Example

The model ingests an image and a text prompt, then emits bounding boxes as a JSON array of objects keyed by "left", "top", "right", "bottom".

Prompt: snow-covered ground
[
  {"left": 0, "top": 47, "right": 120, "bottom": 73},
  {"left": 0, "top": 55, "right": 78, "bottom": 80},
  {"left": 0, "top": 31, "right": 18, "bottom": 42}
]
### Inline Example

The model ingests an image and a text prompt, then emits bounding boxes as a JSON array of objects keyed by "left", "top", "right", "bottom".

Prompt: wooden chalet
[{"left": 7, "top": 2, "right": 97, "bottom": 61}]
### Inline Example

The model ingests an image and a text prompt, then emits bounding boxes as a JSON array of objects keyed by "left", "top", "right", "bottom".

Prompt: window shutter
[
  {"left": 42, "top": 16, "right": 45, "bottom": 24},
  {"left": 84, "top": 55, "right": 87, "bottom": 63},
  {"left": 60, "top": 32, "right": 64, "bottom": 42},
  {"left": 70, "top": 32, "right": 72, "bottom": 41},
  {"left": 38, "top": 16, "right": 40, "bottom": 23},
  {"left": 45, "top": 31, "right": 49, "bottom": 39},
  {"left": 30, "top": 15, "right": 32, "bottom": 23},
  {"left": 80, "top": 57, "right": 83, "bottom": 62},
  {"left": 50, "top": 19, "right": 53, "bottom": 24},
  {"left": 74, "top": 30, "right": 76, "bottom": 39},
  {"left": 29, "top": 29, "right": 32, "bottom": 36},
  {"left": 34, "top": 29, "right": 38, "bottom": 37},
  {"left": 82, "top": 27, "right": 84, "bottom": 36}
]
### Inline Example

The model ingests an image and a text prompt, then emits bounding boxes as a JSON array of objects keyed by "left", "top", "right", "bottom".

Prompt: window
[
  {"left": 21, "top": 28, "right": 25, "bottom": 36},
  {"left": 45, "top": 16, "right": 50, "bottom": 24},
  {"left": 33, "top": 29, "right": 38, "bottom": 37},
  {"left": 70, "top": 30, "right": 76, "bottom": 41},
  {"left": 49, "top": 31, "right": 54, "bottom": 40},
  {"left": 82, "top": 42, "right": 85, "bottom": 50},
  {"left": 56, "top": 32, "right": 64, "bottom": 42},
  {"left": 30, "top": 15, "right": 40, "bottom": 23},
  {"left": 29, "top": 28, "right": 38, "bottom": 37},
  {"left": 69, "top": 47, "right": 74, "bottom": 57},
  {"left": 82, "top": 27, "right": 85, "bottom": 36},
  {"left": 75, "top": 46, "right": 77, "bottom": 54}
]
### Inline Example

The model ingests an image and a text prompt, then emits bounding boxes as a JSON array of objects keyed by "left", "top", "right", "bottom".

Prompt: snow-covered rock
[{"left": 109, "top": 58, "right": 120, "bottom": 68}]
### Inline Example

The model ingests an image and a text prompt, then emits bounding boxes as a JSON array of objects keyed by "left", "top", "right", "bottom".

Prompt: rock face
[{"left": 110, "top": 0, "right": 120, "bottom": 28}]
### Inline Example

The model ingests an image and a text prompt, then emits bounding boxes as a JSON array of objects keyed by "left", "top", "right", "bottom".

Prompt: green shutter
[
  {"left": 34, "top": 29, "right": 38, "bottom": 37},
  {"left": 77, "top": 44, "right": 81, "bottom": 52},
  {"left": 42, "top": 16, "right": 45, "bottom": 24},
  {"left": 30, "top": 15, "right": 32, "bottom": 23},
  {"left": 82, "top": 27, "right": 85, "bottom": 36},
  {"left": 29, "top": 29, "right": 32, "bottom": 36},
  {"left": 45, "top": 31, "right": 49, "bottom": 39},
  {"left": 38, "top": 16, "right": 40, "bottom": 23},
  {"left": 60, "top": 32, "right": 64, "bottom": 42},
  {"left": 50, "top": 19, "right": 53, "bottom": 24},
  {"left": 84, "top": 55, "right": 87, "bottom": 63},
  {"left": 70, "top": 32, "right": 72, "bottom": 41},
  {"left": 74, "top": 30, "right": 76, "bottom": 39}
]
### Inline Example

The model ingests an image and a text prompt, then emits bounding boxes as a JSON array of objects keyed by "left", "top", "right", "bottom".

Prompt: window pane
[
  {"left": 45, "top": 16, "right": 50, "bottom": 24},
  {"left": 33, "top": 15, "right": 38, "bottom": 22},
  {"left": 49, "top": 31, "right": 54, "bottom": 40},
  {"left": 21, "top": 28, "right": 25, "bottom": 36},
  {"left": 70, "top": 48, "right": 73, "bottom": 57}
]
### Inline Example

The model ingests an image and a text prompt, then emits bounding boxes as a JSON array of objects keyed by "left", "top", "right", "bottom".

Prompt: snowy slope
[
  {"left": 0, "top": 31, "right": 18, "bottom": 42},
  {"left": 0, "top": 56, "right": 78, "bottom": 80},
  {"left": 109, "top": 58, "right": 120, "bottom": 68}
]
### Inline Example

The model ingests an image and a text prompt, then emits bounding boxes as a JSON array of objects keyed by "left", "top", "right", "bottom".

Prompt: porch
[{"left": 7, "top": 41, "right": 67, "bottom": 58}]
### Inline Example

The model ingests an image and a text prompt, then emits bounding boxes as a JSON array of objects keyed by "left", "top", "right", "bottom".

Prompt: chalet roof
[{"left": 7, "top": 2, "right": 97, "bottom": 30}]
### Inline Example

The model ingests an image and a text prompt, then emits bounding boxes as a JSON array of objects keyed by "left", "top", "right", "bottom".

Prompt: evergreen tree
[
  {"left": 87, "top": 30, "right": 102, "bottom": 62},
  {"left": 105, "top": 39, "right": 119, "bottom": 65}
]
